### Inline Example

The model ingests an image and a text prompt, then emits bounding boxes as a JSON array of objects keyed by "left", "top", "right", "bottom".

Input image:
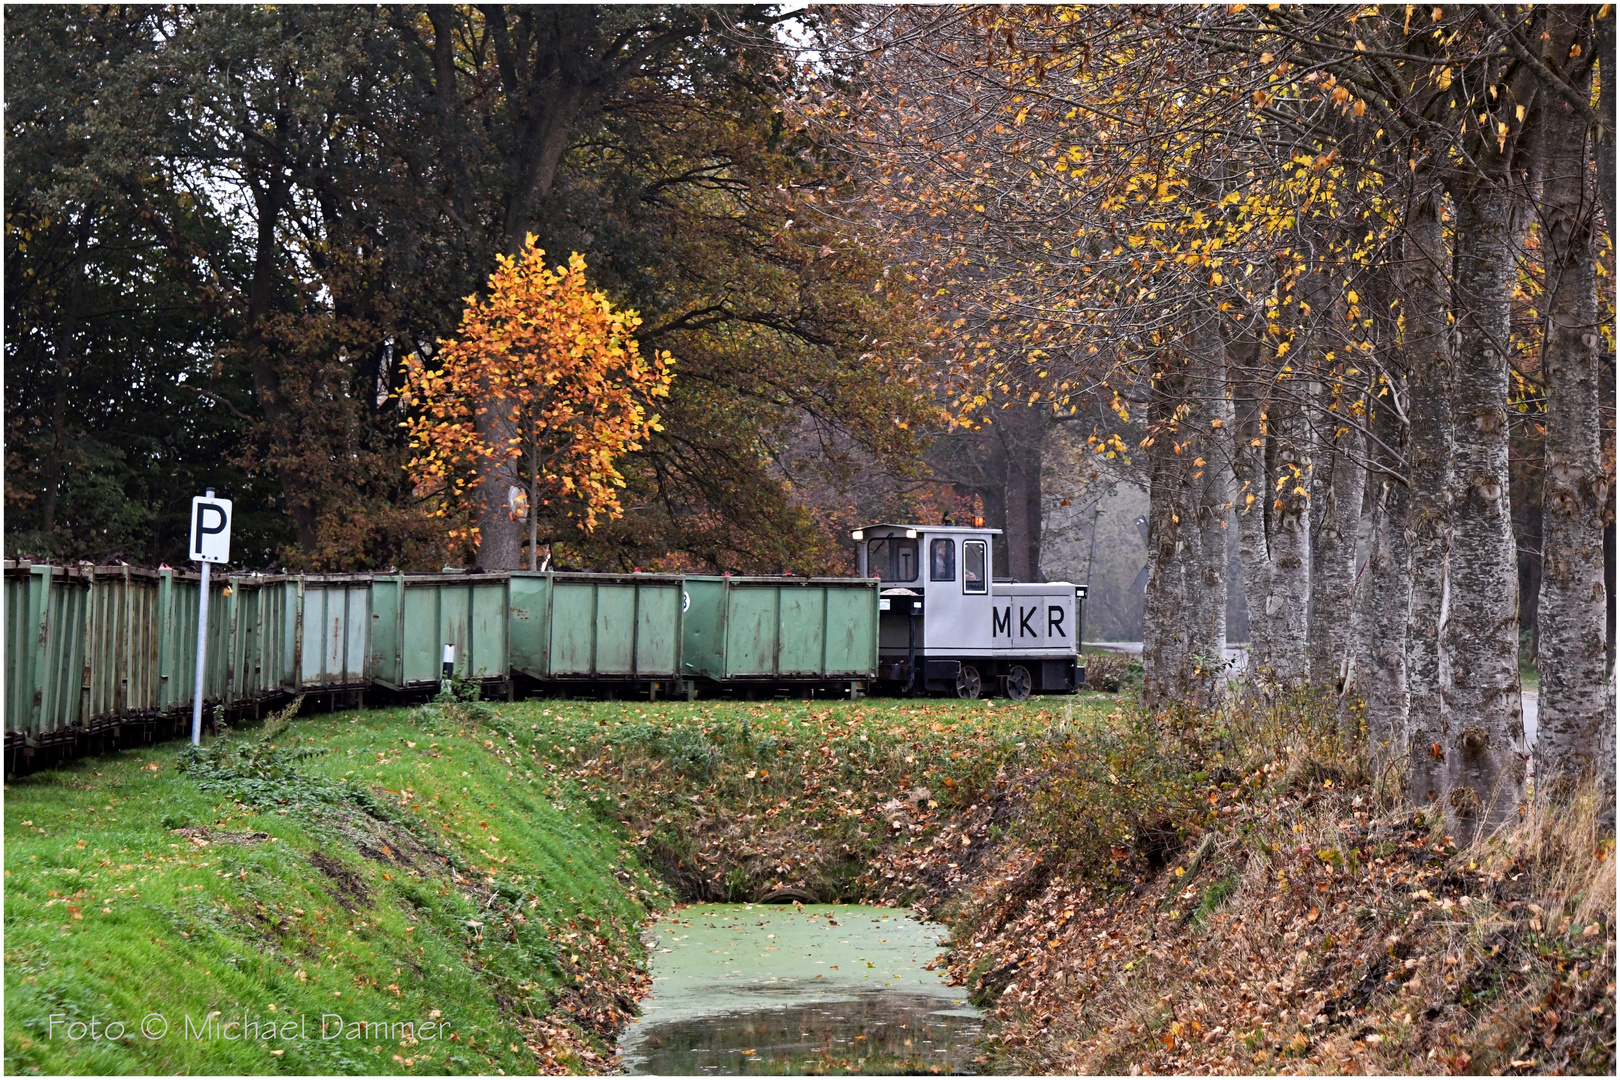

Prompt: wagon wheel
[
  {"left": 1005, "top": 664, "right": 1033, "bottom": 701},
  {"left": 955, "top": 665, "right": 982, "bottom": 700}
]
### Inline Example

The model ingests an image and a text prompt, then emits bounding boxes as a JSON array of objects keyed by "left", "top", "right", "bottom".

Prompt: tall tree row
[{"left": 813, "top": 4, "right": 1614, "bottom": 823}]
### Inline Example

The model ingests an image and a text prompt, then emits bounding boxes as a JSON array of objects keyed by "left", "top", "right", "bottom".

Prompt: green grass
[
  {"left": 1519, "top": 629, "right": 1539, "bottom": 691},
  {"left": 1189, "top": 873, "right": 1237, "bottom": 928},
  {"left": 1519, "top": 656, "right": 1539, "bottom": 692},
  {"left": 511, "top": 692, "right": 1121, "bottom": 904},
  {"left": 4, "top": 690, "right": 1121, "bottom": 1074},
  {"left": 4, "top": 700, "right": 662, "bottom": 1075}
]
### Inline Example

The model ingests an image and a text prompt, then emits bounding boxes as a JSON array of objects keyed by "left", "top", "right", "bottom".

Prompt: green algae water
[{"left": 619, "top": 904, "right": 983, "bottom": 1075}]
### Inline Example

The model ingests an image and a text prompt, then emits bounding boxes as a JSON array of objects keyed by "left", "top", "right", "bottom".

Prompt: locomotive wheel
[
  {"left": 955, "top": 665, "right": 982, "bottom": 700},
  {"left": 1005, "top": 664, "right": 1033, "bottom": 701}
]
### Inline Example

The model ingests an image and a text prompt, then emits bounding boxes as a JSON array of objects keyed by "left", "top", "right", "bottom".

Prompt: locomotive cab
[{"left": 853, "top": 523, "right": 1086, "bottom": 699}]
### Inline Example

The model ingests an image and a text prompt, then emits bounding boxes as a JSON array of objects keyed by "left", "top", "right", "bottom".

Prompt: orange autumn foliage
[{"left": 399, "top": 238, "right": 674, "bottom": 546}]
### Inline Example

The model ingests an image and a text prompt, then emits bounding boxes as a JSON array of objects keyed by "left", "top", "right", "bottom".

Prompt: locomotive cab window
[
  {"left": 869, "top": 537, "right": 919, "bottom": 582},
  {"left": 963, "top": 539, "right": 988, "bottom": 594},
  {"left": 930, "top": 538, "right": 956, "bottom": 581}
]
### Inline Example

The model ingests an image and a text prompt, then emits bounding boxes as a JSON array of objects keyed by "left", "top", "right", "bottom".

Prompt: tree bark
[
  {"left": 1534, "top": 8, "right": 1611, "bottom": 788},
  {"left": 1595, "top": 7, "right": 1616, "bottom": 251},
  {"left": 453, "top": 8, "right": 593, "bottom": 569},
  {"left": 1142, "top": 367, "right": 1194, "bottom": 711},
  {"left": 41, "top": 219, "right": 87, "bottom": 544},
  {"left": 1311, "top": 402, "right": 1366, "bottom": 706},
  {"left": 1442, "top": 178, "right": 1527, "bottom": 831},
  {"left": 1187, "top": 316, "right": 1231, "bottom": 705},
  {"left": 243, "top": 155, "right": 321, "bottom": 555},
  {"left": 1230, "top": 334, "right": 1274, "bottom": 673},
  {"left": 1353, "top": 372, "right": 1411, "bottom": 780},
  {"left": 1401, "top": 190, "right": 1455, "bottom": 808},
  {"left": 1263, "top": 310, "right": 1314, "bottom": 689},
  {"left": 984, "top": 401, "right": 1049, "bottom": 579},
  {"left": 1000, "top": 408, "right": 1048, "bottom": 581}
]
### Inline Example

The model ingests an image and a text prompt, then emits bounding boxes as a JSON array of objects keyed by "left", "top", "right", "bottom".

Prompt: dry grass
[
  {"left": 1083, "top": 651, "right": 1141, "bottom": 694},
  {"left": 920, "top": 716, "right": 1615, "bottom": 1076}
]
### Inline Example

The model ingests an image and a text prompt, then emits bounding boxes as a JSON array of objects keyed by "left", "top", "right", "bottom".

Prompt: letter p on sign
[{"left": 189, "top": 496, "right": 233, "bottom": 564}]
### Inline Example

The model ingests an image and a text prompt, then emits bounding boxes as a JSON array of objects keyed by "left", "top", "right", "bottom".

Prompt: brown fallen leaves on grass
[
  {"left": 903, "top": 761, "right": 1615, "bottom": 1076},
  {"left": 497, "top": 697, "right": 1612, "bottom": 1075},
  {"left": 521, "top": 699, "right": 1077, "bottom": 905}
]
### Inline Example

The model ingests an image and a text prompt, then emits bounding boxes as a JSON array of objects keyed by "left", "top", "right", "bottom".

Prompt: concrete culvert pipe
[{"left": 759, "top": 887, "right": 818, "bottom": 904}]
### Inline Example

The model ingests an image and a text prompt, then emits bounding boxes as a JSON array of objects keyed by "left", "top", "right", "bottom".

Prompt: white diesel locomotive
[{"left": 853, "top": 522, "right": 1087, "bottom": 699}]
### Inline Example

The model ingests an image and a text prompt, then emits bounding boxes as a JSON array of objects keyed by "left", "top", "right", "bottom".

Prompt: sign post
[{"left": 188, "top": 489, "right": 233, "bottom": 745}]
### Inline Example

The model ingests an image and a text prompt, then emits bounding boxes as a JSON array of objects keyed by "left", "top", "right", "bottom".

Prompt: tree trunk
[
  {"left": 41, "top": 220, "right": 86, "bottom": 544},
  {"left": 1311, "top": 406, "right": 1366, "bottom": 707},
  {"left": 995, "top": 403, "right": 1049, "bottom": 581},
  {"left": 1443, "top": 178, "right": 1527, "bottom": 831},
  {"left": 1353, "top": 367, "right": 1411, "bottom": 781},
  {"left": 1003, "top": 430, "right": 1041, "bottom": 580},
  {"left": 1401, "top": 191, "right": 1455, "bottom": 809},
  {"left": 1230, "top": 335, "right": 1274, "bottom": 673},
  {"left": 462, "top": 9, "right": 593, "bottom": 570},
  {"left": 243, "top": 164, "right": 320, "bottom": 556},
  {"left": 1141, "top": 368, "right": 1194, "bottom": 711},
  {"left": 473, "top": 423, "right": 524, "bottom": 569},
  {"left": 1595, "top": 8, "right": 1616, "bottom": 252},
  {"left": 1189, "top": 316, "right": 1231, "bottom": 705},
  {"left": 1264, "top": 340, "right": 1313, "bottom": 689},
  {"left": 1534, "top": 12, "right": 1610, "bottom": 788}
]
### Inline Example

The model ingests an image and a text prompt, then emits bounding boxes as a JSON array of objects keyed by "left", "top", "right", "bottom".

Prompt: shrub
[{"left": 1082, "top": 650, "right": 1140, "bottom": 693}]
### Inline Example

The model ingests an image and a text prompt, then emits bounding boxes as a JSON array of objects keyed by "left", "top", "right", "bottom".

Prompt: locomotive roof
[{"left": 856, "top": 522, "right": 1004, "bottom": 536}]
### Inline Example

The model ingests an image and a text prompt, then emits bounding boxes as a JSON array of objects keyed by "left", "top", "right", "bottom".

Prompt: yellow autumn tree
[{"left": 399, "top": 237, "right": 674, "bottom": 564}]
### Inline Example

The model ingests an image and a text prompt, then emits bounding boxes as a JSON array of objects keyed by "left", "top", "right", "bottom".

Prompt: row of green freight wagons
[{"left": 3, "top": 561, "right": 879, "bottom": 753}]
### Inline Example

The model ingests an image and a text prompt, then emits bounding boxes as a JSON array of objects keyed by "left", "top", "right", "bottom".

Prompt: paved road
[{"left": 1088, "top": 640, "right": 1249, "bottom": 672}]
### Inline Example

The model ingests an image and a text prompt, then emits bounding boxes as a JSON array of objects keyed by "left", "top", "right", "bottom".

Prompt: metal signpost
[{"left": 188, "top": 489, "right": 233, "bottom": 745}]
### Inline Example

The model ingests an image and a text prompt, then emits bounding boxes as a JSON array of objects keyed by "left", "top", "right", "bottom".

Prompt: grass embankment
[
  {"left": 524, "top": 693, "right": 1123, "bottom": 906},
  {"left": 4, "top": 689, "right": 1118, "bottom": 1076},
  {"left": 535, "top": 690, "right": 1614, "bottom": 1075},
  {"left": 5, "top": 694, "right": 664, "bottom": 1075},
  {"left": 7, "top": 686, "right": 1614, "bottom": 1076}
]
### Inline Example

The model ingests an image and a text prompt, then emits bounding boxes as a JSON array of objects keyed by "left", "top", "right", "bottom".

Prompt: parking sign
[{"left": 189, "top": 495, "right": 233, "bottom": 564}]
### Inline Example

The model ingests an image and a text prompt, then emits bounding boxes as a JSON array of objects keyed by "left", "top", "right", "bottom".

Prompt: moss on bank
[{"left": 4, "top": 700, "right": 663, "bottom": 1075}]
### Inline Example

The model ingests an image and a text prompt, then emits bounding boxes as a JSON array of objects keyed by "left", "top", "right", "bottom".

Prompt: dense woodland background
[
  {"left": 4, "top": 5, "right": 955, "bottom": 575},
  {"left": 5, "top": 6, "right": 1616, "bottom": 816}
]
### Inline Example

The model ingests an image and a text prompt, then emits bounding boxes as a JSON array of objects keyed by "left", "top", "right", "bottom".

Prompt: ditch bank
[
  {"left": 8, "top": 690, "right": 1612, "bottom": 1076},
  {"left": 543, "top": 693, "right": 1615, "bottom": 1076},
  {"left": 4, "top": 695, "right": 663, "bottom": 1075},
  {"left": 5, "top": 690, "right": 1116, "bottom": 1075}
]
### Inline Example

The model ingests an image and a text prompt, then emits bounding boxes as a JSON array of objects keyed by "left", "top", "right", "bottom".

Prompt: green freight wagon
[
  {"left": 4, "top": 562, "right": 244, "bottom": 756},
  {"left": 220, "top": 574, "right": 295, "bottom": 707},
  {"left": 369, "top": 573, "right": 509, "bottom": 692},
  {"left": 508, "top": 572, "right": 684, "bottom": 690},
  {"left": 4, "top": 562, "right": 197, "bottom": 748},
  {"left": 5, "top": 562, "right": 90, "bottom": 748},
  {"left": 81, "top": 564, "right": 165, "bottom": 723},
  {"left": 294, "top": 575, "right": 373, "bottom": 692},
  {"left": 157, "top": 570, "right": 293, "bottom": 716},
  {"left": 156, "top": 567, "right": 237, "bottom": 713},
  {"left": 679, "top": 576, "right": 879, "bottom": 688}
]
